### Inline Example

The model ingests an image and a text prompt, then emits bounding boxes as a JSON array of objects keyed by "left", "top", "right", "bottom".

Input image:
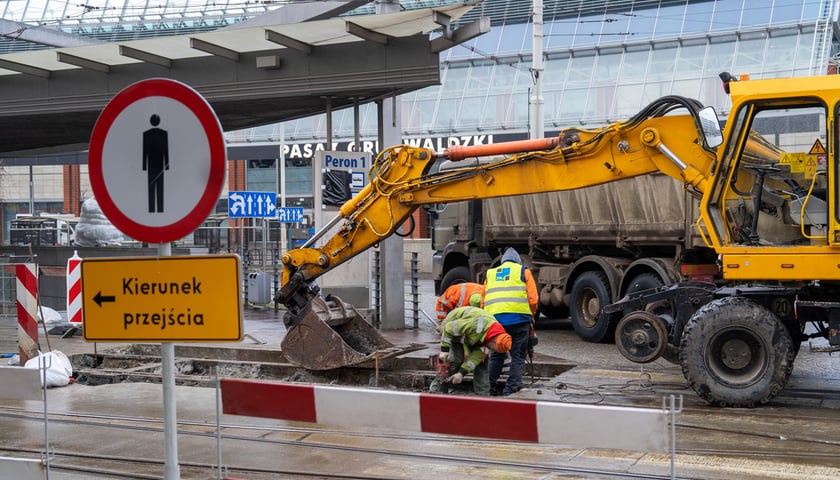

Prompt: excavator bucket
[{"left": 281, "top": 295, "right": 424, "bottom": 370}]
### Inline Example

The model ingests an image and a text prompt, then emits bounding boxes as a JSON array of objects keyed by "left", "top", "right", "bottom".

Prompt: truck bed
[{"left": 481, "top": 174, "right": 702, "bottom": 249}]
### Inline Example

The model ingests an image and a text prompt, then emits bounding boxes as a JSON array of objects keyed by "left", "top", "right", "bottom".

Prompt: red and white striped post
[
  {"left": 16, "top": 263, "right": 39, "bottom": 365},
  {"left": 66, "top": 251, "right": 83, "bottom": 326}
]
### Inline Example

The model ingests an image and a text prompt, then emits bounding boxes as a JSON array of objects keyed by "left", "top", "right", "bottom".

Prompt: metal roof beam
[
  {"left": 119, "top": 45, "right": 173, "bottom": 68},
  {"left": 430, "top": 16, "right": 490, "bottom": 53},
  {"left": 223, "top": 0, "right": 372, "bottom": 30},
  {"left": 433, "top": 11, "right": 451, "bottom": 37},
  {"left": 265, "top": 30, "right": 313, "bottom": 54},
  {"left": 190, "top": 38, "right": 240, "bottom": 61},
  {"left": 0, "top": 19, "right": 103, "bottom": 48},
  {"left": 56, "top": 51, "right": 110, "bottom": 73},
  {"left": 345, "top": 21, "right": 389, "bottom": 45},
  {"left": 0, "top": 58, "right": 51, "bottom": 78}
]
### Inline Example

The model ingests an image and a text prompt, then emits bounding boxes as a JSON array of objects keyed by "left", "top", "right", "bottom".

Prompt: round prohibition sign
[{"left": 89, "top": 78, "right": 226, "bottom": 244}]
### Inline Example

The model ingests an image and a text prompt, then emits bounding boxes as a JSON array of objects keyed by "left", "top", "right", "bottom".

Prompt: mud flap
[{"left": 281, "top": 295, "right": 423, "bottom": 370}]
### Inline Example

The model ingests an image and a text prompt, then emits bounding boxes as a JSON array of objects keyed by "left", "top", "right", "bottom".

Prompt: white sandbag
[
  {"left": 23, "top": 351, "right": 73, "bottom": 388},
  {"left": 37, "top": 306, "right": 63, "bottom": 326}
]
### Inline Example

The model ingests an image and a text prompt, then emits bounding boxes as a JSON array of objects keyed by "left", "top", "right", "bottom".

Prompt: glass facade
[
  {"left": 3, "top": 0, "right": 840, "bottom": 227},
  {"left": 0, "top": 0, "right": 272, "bottom": 52},
  {"left": 269, "top": 0, "right": 840, "bottom": 143},
  {"left": 6, "top": 0, "right": 838, "bottom": 141},
  {"left": 6, "top": 0, "right": 837, "bottom": 144}
]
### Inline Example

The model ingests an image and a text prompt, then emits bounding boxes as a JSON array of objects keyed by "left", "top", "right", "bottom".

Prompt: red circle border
[{"left": 88, "top": 78, "right": 226, "bottom": 244}]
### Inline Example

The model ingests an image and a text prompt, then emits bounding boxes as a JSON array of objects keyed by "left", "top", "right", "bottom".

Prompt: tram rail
[{"left": 2, "top": 398, "right": 839, "bottom": 479}]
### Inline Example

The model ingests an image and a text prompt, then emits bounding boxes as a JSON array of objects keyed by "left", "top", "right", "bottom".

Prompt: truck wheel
[
  {"left": 570, "top": 271, "right": 613, "bottom": 343},
  {"left": 440, "top": 266, "right": 471, "bottom": 292},
  {"left": 626, "top": 272, "right": 663, "bottom": 295},
  {"left": 679, "top": 296, "right": 794, "bottom": 407},
  {"left": 539, "top": 304, "right": 569, "bottom": 320}
]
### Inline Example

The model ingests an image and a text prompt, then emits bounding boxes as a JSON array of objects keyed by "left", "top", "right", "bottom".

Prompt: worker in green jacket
[{"left": 432, "top": 306, "right": 512, "bottom": 396}]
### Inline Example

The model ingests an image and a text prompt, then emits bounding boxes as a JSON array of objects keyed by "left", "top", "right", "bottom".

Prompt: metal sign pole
[{"left": 158, "top": 242, "right": 180, "bottom": 480}]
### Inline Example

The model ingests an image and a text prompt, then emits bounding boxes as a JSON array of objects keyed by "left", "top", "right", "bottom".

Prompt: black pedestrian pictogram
[{"left": 143, "top": 114, "right": 169, "bottom": 213}]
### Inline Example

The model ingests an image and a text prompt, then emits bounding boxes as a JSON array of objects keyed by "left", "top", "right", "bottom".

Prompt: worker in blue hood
[{"left": 482, "top": 247, "right": 539, "bottom": 396}]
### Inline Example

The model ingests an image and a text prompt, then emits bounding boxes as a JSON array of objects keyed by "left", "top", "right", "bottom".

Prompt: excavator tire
[{"left": 679, "top": 296, "right": 794, "bottom": 407}]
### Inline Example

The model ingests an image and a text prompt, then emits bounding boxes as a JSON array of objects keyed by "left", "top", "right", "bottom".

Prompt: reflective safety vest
[
  {"left": 435, "top": 282, "right": 484, "bottom": 321},
  {"left": 439, "top": 306, "right": 498, "bottom": 374},
  {"left": 483, "top": 262, "right": 531, "bottom": 316}
]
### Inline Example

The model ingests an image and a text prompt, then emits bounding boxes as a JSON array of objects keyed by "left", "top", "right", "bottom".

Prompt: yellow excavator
[{"left": 277, "top": 72, "right": 840, "bottom": 407}]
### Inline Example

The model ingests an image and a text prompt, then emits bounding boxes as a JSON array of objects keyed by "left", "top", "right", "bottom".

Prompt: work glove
[
  {"left": 448, "top": 372, "right": 463, "bottom": 384},
  {"left": 438, "top": 351, "right": 449, "bottom": 363}
]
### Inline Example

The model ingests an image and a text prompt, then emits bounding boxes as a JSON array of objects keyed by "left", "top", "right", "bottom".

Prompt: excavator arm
[
  {"left": 279, "top": 96, "right": 720, "bottom": 309},
  {"left": 276, "top": 95, "right": 722, "bottom": 370}
]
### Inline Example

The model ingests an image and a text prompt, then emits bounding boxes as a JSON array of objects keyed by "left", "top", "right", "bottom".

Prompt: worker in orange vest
[{"left": 435, "top": 282, "right": 485, "bottom": 324}]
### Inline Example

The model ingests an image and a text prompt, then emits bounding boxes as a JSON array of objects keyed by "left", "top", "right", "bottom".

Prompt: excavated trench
[{"left": 69, "top": 344, "right": 575, "bottom": 391}]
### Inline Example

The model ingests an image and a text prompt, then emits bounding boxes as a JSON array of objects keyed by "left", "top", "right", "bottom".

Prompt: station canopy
[{"left": 0, "top": 2, "right": 486, "bottom": 158}]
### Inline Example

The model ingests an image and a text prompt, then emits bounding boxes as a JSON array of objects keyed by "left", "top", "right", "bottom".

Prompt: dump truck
[
  {"left": 277, "top": 73, "right": 840, "bottom": 407},
  {"left": 428, "top": 158, "right": 716, "bottom": 344}
]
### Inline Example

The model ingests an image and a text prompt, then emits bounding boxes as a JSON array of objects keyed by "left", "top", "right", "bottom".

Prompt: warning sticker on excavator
[
  {"left": 780, "top": 152, "right": 805, "bottom": 173},
  {"left": 805, "top": 156, "right": 818, "bottom": 178},
  {"left": 809, "top": 139, "right": 826, "bottom": 155}
]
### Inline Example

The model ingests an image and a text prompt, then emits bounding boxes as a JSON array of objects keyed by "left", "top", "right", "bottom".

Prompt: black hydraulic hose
[{"left": 393, "top": 214, "right": 415, "bottom": 237}]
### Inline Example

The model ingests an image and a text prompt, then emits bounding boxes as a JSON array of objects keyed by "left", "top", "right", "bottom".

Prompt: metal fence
[{"left": 0, "top": 264, "right": 16, "bottom": 315}]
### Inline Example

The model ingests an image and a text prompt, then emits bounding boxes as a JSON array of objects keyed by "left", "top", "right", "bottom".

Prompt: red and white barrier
[
  {"left": 221, "top": 379, "right": 668, "bottom": 452},
  {"left": 16, "top": 264, "right": 39, "bottom": 365},
  {"left": 66, "top": 251, "right": 82, "bottom": 325}
]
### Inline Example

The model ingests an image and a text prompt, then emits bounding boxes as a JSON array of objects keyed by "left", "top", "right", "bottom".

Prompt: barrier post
[
  {"left": 16, "top": 263, "right": 39, "bottom": 365},
  {"left": 66, "top": 251, "right": 83, "bottom": 325}
]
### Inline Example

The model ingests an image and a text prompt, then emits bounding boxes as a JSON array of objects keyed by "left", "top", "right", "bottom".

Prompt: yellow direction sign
[{"left": 81, "top": 255, "right": 243, "bottom": 342}]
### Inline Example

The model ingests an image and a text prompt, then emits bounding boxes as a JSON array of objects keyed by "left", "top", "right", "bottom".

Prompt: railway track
[
  {"left": 2, "top": 400, "right": 839, "bottom": 480},
  {"left": 4, "top": 315, "right": 840, "bottom": 479},
  {"left": 0, "top": 406, "right": 677, "bottom": 479}
]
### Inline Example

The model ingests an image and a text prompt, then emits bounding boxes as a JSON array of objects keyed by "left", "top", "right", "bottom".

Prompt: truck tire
[
  {"left": 440, "top": 266, "right": 471, "bottom": 293},
  {"left": 570, "top": 271, "right": 613, "bottom": 343},
  {"left": 538, "top": 304, "right": 569, "bottom": 320},
  {"left": 679, "top": 296, "right": 794, "bottom": 407},
  {"left": 626, "top": 272, "right": 663, "bottom": 295}
]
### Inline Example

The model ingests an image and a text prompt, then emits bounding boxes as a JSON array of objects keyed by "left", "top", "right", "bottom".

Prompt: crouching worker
[
  {"left": 429, "top": 283, "right": 484, "bottom": 394},
  {"left": 431, "top": 306, "right": 512, "bottom": 396}
]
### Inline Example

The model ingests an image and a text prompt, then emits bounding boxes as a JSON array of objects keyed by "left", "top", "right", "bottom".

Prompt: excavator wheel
[
  {"left": 679, "top": 296, "right": 794, "bottom": 407},
  {"left": 281, "top": 295, "right": 424, "bottom": 370}
]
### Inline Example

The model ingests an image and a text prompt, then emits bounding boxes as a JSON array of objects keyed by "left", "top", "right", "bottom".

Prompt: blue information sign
[
  {"left": 278, "top": 207, "right": 304, "bottom": 223},
  {"left": 228, "top": 191, "right": 276, "bottom": 218}
]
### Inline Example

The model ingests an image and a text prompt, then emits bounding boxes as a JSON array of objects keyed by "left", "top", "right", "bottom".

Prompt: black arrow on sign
[{"left": 93, "top": 291, "right": 116, "bottom": 307}]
